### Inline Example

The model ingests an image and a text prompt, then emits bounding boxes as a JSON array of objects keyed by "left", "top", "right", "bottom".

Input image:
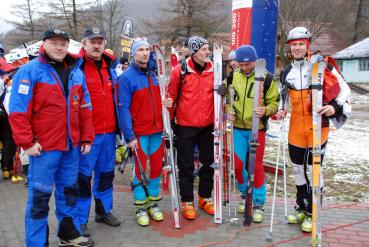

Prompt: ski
[
  {"left": 244, "top": 58, "right": 266, "bottom": 226},
  {"left": 153, "top": 45, "right": 181, "bottom": 229},
  {"left": 213, "top": 43, "right": 224, "bottom": 224},
  {"left": 311, "top": 56, "right": 324, "bottom": 246}
]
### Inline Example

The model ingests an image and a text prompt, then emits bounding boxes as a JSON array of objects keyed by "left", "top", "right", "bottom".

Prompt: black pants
[
  {"left": 0, "top": 117, "right": 16, "bottom": 172},
  {"left": 289, "top": 142, "right": 327, "bottom": 214},
  {"left": 176, "top": 124, "right": 214, "bottom": 202}
]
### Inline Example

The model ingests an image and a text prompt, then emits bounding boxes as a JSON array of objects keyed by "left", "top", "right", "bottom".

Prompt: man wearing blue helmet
[{"left": 227, "top": 45, "right": 279, "bottom": 223}]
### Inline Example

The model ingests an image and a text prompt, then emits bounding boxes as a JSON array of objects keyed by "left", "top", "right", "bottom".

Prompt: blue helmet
[{"left": 235, "top": 45, "right": 258, "bottom": 62}]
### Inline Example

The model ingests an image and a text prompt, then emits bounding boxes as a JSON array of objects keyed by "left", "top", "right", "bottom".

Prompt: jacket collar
[
  {"left": 186, "top": 57, "right": 213, "bottom": 73},
  {"left": 38, "top": 45, "right": 81, "bottom": 68}
]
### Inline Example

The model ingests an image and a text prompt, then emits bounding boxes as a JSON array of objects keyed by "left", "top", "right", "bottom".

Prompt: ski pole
[
  {"left": 133, "top": 147, "right": 149, "bottom": 198},
  {"left": 118, "top": 147, "right": 130, "bottom": 174},
  {"left": 266, "top": 118, "right": 284, "bottom": 241}
]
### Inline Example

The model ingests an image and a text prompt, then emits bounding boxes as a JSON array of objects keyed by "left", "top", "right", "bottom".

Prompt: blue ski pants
[
  {"left": 234, "top": 128, "right": 266, "bottom": 205},
  {"left": 25, "top": 147, "right": 81, "bottom": 247},
  {"left": 77, "top": 132, "right": 116, "bottom": 224}
]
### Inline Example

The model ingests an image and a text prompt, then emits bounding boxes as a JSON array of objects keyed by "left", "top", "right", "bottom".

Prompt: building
[{"left": 333, "top": 37, "right": 369, "bottom": 83}]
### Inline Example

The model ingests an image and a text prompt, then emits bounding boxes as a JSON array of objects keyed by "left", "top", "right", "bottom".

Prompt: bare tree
[
  {"left": 38, "top": 0, "right": 95, "bottom": 39},
  {"left": 7, "top": 0, "right": 41, "bottom": 41},
  {"left": 143, "top": 0, "right": 230, "bottom": 43},
  {"left": 277, "top": 0, "right": 353, "bottom": 64}
]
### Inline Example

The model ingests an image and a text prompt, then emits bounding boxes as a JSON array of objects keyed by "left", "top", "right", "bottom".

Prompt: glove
[{"left": 215, "top": 83, "right": 227, "bottom": 96}]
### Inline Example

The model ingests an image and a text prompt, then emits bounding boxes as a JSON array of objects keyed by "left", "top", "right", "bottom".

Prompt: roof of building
[{"left": 333, "top": 37, "right": 369, "bottom": 60}]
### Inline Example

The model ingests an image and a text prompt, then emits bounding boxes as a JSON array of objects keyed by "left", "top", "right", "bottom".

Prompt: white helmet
[
  {"left": 26, "top": 42, "right": 41, "bottom": 57},
  {"left": 9, "top": 48, "right": 29, "bottom": 62},
  {"left": 287, "top": 27, "right": 311, "bottom": 42}
]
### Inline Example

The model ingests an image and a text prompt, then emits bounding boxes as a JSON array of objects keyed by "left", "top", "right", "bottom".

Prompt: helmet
[
  {"left": 287, "top": 27, "right": 311, "bottom": 42},
  {"left": 228, "top": 50, "right": 236, "bottom": 60},
  {"left": 9, "top": 48, "right": 29, "bottom": 62},
  {"left": 4, "top": 54, "right": 12, "bottom": 64},
  {"left": 26, "top": 42, "right": 41, "bottom": 57}
]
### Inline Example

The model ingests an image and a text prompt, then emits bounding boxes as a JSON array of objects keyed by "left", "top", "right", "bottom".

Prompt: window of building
[
  {"left": 336, "top": 60, "right": 343, "bottom": 72},
  {"left": 361, "top": 5, "right": 369, "bottom": 17},
  {"left": 359, "top": 58, "right": 369, "bottom": 71}
]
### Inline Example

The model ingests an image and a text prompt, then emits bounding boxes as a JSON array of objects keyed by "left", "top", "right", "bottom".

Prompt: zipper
[
  {"left": 147, "top": 72, "right": 157, "bottom": 129},
  {"left": 47, "top": 64, "right": 69, "bottom": 150},
  {"left": 299, "top": 61, "right": 305, "bottom": 117},
  {"left": 97, "top": 63, "right": 107, "bottom": 134},
  {"left": 241, "top": 76, "right": 249, "bottom": 128}
]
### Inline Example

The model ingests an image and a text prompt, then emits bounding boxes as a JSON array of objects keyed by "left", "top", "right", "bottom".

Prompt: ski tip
[
  {"left": 213, "top": 43, "right": 222, "bottom": 52},
  {"left": 256, "top": 58, "right": 266, "bottom": 67},
  {"left": 266, "top": 232, "right": 273, "bottom": 241}
]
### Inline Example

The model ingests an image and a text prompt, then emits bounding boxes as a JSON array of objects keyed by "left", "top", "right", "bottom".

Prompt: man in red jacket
[
  {"left": 9, "top": 29, "right": 94, "bottom": 247},
  {"left": 163, "top": 36, "right": 226, "bottom": 220},
  {"left": 76, "top": 27, "right": 121, "bottom": 237}
]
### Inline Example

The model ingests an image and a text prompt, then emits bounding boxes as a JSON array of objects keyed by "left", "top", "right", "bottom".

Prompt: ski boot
[
  {"left": 301, "top": 213, "right": 312, "bottom": 233},
  {"left": 198, "top": 197, "right": 214, "bottom": 215},
  {"left": 135, "top": 200, "right": 149, "bottom": 226},
  {"left": 147, "top": 196, "right": 164, "bottom": 221},
  {"left": 182, "top": 202, "right": 197, "bottom": 220},
  {"left": 252, "top": 205, "right": 265, "bottom": 223},
  {"left": 287, "top": 206, "right": 306, "bottom": 224},
  {"left": 238, "top": 196, "right": 245, "bottom": 213},
  {"left": 2, "top": 169, "right": 10, "bottom": 179}
]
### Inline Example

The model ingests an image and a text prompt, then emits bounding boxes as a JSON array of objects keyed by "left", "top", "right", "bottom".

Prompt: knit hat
[
  {"left": 188, "top": 36, "right": 208, "bottom": 55},
  {"left": 130, "top": 38, "right": 150, "bottom": 57},
  {"left": 228, "top": 51, "right": 236, "bottom": 60},
  {"left": 235, "top": 45, "right": 258, "bottom": 62}
]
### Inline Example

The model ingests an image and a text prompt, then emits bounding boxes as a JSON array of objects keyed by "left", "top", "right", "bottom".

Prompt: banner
[{"left": 231, "top": 0, "right": 279, "bottom": 73}]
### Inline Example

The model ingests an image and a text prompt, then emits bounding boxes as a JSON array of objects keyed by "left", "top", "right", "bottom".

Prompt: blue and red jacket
[
  {"left": 79, "top": 48, "right": 118, "bottom": 134},
  {"left": 117, "top": 59, "right": 163, "bottom": 142},
  {"left": 8, "top": 46, "right": 94, "bottom": 151}
]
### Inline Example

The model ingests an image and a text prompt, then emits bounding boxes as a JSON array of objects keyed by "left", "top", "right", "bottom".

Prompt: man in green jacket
[{"left": 228, "top": 45, "right": 279, "bottom": 223}]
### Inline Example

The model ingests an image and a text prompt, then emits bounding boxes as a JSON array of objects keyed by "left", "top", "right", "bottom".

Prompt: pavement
[{"left": 1, "top": 166, "right": 369, "bottom": 247}]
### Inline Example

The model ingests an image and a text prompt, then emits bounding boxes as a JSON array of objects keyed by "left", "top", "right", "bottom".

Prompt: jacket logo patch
[
  {"left": 18, "top": 84, "right": 29, "bottom": 95},
  {"left": 20, "top": 79, "right": 30, "bottom": 84},
  {"left": 72, "top": 94, "right": 79, "bottom": 106}
]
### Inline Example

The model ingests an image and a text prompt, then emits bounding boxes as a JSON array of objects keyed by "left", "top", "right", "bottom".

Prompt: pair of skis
[
  {"left": 153, "top": 45, "right": 181, "bottom": 229},
  {"left": 310, "top": 56, "right": 325, "bottom": 247},
  {"left": 213, "top": 44, "right": 224, "bottom": 224}
]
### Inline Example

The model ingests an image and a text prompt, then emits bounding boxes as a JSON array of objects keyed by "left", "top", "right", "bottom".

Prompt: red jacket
[
  {"left": 8, "top": 46, "right": 94, "bottom": 151},
  {"left": 167, "top": 57, "right": 214, "bottom": 127},
  {"left": 80, "top": 49, "right": 117, "bottom": 134}
]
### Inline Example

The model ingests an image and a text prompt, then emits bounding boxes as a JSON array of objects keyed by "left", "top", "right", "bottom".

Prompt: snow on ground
[{"left": 264, "top": 91, "right": 369, "bottom": 202}]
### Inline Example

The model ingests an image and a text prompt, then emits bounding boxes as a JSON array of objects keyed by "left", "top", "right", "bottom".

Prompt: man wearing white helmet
[
  {"left": 228, "top": 50, "right": 239, "bottom": 70},
  {"left": 277, "top": 26, "right": 351, "bottom": 233},
  {"left": 1, "top": 48, "right": 30, "bottom": 182},
  {"left": 8, "top": 48, "right": 29, "bottom": 67}
]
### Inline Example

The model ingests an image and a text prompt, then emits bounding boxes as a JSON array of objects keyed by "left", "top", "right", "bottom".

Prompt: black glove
[{"left": 215, "top": 83, "right": 227, "bottom": 96}]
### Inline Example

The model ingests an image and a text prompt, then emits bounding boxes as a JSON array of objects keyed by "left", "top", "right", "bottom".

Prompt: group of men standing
[
  {"left": 6, "top": 24, "right": 350, "bottom": 247},
  {"left": 9, "top": 28, "right": 120, "bottom": 247}
]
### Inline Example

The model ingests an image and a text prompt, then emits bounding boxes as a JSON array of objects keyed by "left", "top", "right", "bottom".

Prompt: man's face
[
  {"left": 134, "top": 46, "right": 150, "bottom": 66},
  {"left": 43, "top": 37, "right": 69, "bottom": 62},
  {"left": 289, "top": 40, "right": 308, "bottom": 60},
  {"left": 193, "top": 44, "right": 211, "bottom": 64},
  {"left": 229, "top": 59, "right": 239, "bottom": 70},
  {"left": 83, "top": 37, "right": 105, "bottom": 61},
  {"left": 238, "top": 61, "right": 256, "bottom": 74}
]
